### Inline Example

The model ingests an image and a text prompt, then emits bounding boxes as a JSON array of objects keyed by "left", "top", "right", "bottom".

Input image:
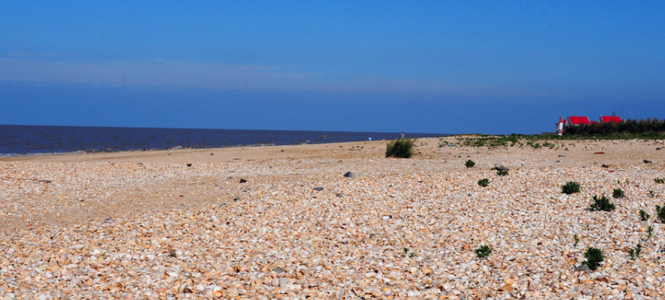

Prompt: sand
[{"left": 1, "top": 137, "right": 664, "bottom": 299}]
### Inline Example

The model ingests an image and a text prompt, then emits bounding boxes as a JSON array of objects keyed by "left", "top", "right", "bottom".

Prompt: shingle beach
[{"left": 1, "top": 137, "right": 664, "bottom": 299}]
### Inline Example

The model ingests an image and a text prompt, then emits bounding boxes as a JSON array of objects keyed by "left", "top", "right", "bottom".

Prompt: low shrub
[
  {"left": 496, "top": 169, "right": 508, "bottom": 176},
  {"left": 561, "top": 181, "right": 580, "bottom": 194},
  {"left": 582, "top": 247, "right": 604, "bottom": 270},
  {"left": 478, "top": 178, "right": 490, "bottom": 187},
  {"left": 655, "top": 178, "right": 665, "bottom": 184},
  {"left": 474, "top": 245, "right": 492, "bottom": 260},
  {"left": 386, "top": 139, "right": 415, "bottom": 158},
  {"left": 590, "top": 195, "right": 615, "bottom": 212},
  {"left": 640, "top": 210, "right": 650, "bottom": 221},
  {"left": 613, "top": 188, "right": 625, "bottom": 198},
  {"left": 465, "top": 159, "right": 475, "bottom": 168},
  {"left": 656, "top": 204, "right": 665, "bottom": 223}
]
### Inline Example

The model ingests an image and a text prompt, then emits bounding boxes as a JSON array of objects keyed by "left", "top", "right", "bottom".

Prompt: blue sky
[{"left": 1, "top": 1, "right": 664, "bottom": 134}]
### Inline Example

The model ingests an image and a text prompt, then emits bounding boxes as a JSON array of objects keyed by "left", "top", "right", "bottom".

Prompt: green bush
[
  {"left": 657, "top": 204, "right": 665, "bottom": 223},
  {"left": 474, "top": 245, "right": 492, "bottom": 260},
  {"left": 655, "top": 178, "right": 665, "bottom": 184},
  {"left": 640, "top": 210, "right": 650, "bottom": 221},
  {"left": 582, "top": 247, "right": 604, "bottom": 270},
  {"left": 589, "top": 195, "right": 615, "bottom": 212},
  {"left": 561, "top": 181, "right": 580, "bottom": 194},
  {"left": 496, "top": 169, "right": 508, "bottom": 176},
  {"left": 478, "top": 178, "right": 490, "bottom": 187},
  {"left": 613, "top": 188, "right": 625, "bottom": 198},
  {"left": 465, "top": 159, "right": 475, "bottom": 168},
  {"left": 385, "top": 139, "right": 415, "bottom": 158}
]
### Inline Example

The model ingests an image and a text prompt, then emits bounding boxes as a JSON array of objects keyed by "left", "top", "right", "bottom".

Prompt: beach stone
[
  {"left": 343, "top": 171, "right": 355, "bottom": 178},
  {"left": 273, "top": 266, "right": 285, "bottom": 273},
  {"left": 559, "top": 155, "right": 566, "bottom": 157},
  {"left": 574, "top": 264, "right": 591, "bottom": 274},
  {"left": 313, "top": 187, "right": 324, "bottom": 191},
  {"left": 279, "top": 278, "right": 289, "bottom": 287},
  {"left": 186, "top": 163, "right": 192, "bottom": 167},
  {"left": 70, "top": 244, "right": 85, "bottom": 250},
  {"left": 644, "top": 160, "right": 652, "bottom": 164},
  {"left": 239, "top": 178, "right": 247, "bottom": 183}
]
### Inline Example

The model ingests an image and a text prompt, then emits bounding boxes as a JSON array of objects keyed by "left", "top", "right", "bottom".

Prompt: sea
[{"left": 0, "top": 125, "right": 448, "bottom": 157}]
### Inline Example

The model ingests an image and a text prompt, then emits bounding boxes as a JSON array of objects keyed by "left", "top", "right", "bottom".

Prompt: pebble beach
[{"left": 1, "top": 137, "right": 665, "bottom": 299}]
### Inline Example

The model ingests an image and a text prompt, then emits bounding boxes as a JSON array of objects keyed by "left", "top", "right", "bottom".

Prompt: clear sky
[{"left": 1, "top": 1, "right": 664, "bottom": 134}]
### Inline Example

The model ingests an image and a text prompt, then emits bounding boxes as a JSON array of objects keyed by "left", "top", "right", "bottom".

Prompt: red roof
[
  {"left": 590, "top": 121, "right": 598, "bottom": 124},
  {"left": 601, "top": 116, "right": 622, "bottom": 123},
  {"left": 569, "top": 116, "right": 590, "bottom": 125}
]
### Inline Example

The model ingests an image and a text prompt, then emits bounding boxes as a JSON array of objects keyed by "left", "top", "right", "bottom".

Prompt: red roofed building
[
  {"left": 568, "top": 116, "right": 590, "bottom": 125},
  {"left": 600, "top": 116, "right": 622, "bottom": 123}
]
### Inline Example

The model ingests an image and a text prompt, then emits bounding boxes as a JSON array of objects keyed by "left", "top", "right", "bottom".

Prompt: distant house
[
  {"left": 568, "top": 116, "right": 591, "bottom": 126},
  {"left": 600, "top": 116, "right": 622, "bottom": 123}
]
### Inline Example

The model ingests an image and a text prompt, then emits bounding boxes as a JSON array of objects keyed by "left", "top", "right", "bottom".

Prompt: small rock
[
  {"left": 574, "top": 264, "right": 591, "bottom": 274},
  {"left": 657, "top": 148, "right": 662, "bottom": 150},
  {"left": 210, "top": 153, "right": 213, "bottom": 155},
  {"left": 279, "top": 278, "right": 289, "bottom": 287},
  {"left": 343, "top": 171, "right": 355, "bottom": 178},
  {"left": 601, "top": 164, "right": 609, "bottom": 168},
  {"left": 186, "top": 163, "right": 192, "bottom": 167},
  {"left": 272, "top": 266, "right": 285, "bottom": 273},
  {"left": 594, "top": 152, "right": 605, "bottom": 154},
  {"left": 239, "top": 179, "right": 247, "bottom": 183},
  {"left": 336, "top": 193, "right": 343, "bottom": 197},
  {"left": 558, "top": 155, "right": 566, "bottom": 157},
  {"left": 71, "top": 244, "right": 85, "bottom": 250},
  {"left": 313, "top": 187, "right": 324, "bottom": 191},
  {"left": 382, "top": 215, "right": 392, "bottom": 220},
  {"left": 233, "top": 197, "right": 240, "bottom": 201},
  {"left": 644, "top": 160, "right": 652, "bottom": 164},
  {"left": 555, "top": 160, "right": 560, "bottom": 163}
]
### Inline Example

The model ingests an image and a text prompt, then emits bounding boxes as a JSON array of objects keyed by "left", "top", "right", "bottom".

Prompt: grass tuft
[
  {"left": 561, "top": 181, "right": 580, "bottom": 194},
  {"left": 465, "top": 159, "right": 475, "bottom": 168},
  {"left": 478, "top": 178, "right": 490, "bottom": 187},
  {"left": 589, "top": 195, "right": 615, "bottom": 212},
  {"left": 386, "top": 139, "right": 415, "bottom": 158},
  {"left": 613, "top": 188, "right": 625, "bottom": 199},
  {"left": 582, "top": 247, "right": 604, "bottom": 270},
  {"left": 474, "top": 245, "right": 492, "bottom": 260}
]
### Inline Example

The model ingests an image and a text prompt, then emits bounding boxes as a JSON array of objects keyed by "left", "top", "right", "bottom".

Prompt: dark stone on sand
[
  {"left": 601, "top": 164, "right": 609, "bottom": 168},
  {"left": 272, "top": 267, "right": 285, "bottom": 273},
  {"left": 186, "top": 163, "right": 192, "bottom": 167},
  {"left": 556, "top": 160, "right": 560, "bottom": 163},
  {"left": 313, "top": 187, "right": 324, "bottom": 191},
  {"left": 558, "top": 155, "right": 566, "bottom": 157},
  {"left": 657, "top": 148, "right": 662, "bottom": 150},
  {"left": 343, "top": 172, "right": 355, "bottom": 178},
  {"left": 239, "top": 179, "right": 247, "bottom": 183},
  {"left": 494, "top": 166, "right": 509, "bottom": 172},
  {"left": 644, "top": 160, "right": 653, "bottom": 164},
  {"left": 210, "top": 153, "right": 214, "bottom": 155},
  {"left": 594, "top": 152, "right": 605, "bottom": 155},
  {"left": 233, "top": 196, "right": 240, "bottom": 201}
]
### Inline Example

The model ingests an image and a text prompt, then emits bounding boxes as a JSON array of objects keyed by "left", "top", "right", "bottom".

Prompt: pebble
[{"left": 0, "top": 137, "right": 663, "bottom": 299}]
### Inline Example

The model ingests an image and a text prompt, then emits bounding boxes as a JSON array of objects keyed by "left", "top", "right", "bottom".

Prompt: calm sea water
[{"left": 0, "top": 125, "right": 447, "bottom": 156}]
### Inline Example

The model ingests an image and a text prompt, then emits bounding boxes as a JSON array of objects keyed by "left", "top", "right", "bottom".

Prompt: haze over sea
[{"left": 0, "top": 125, "right": 445, "bottom": 157}]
